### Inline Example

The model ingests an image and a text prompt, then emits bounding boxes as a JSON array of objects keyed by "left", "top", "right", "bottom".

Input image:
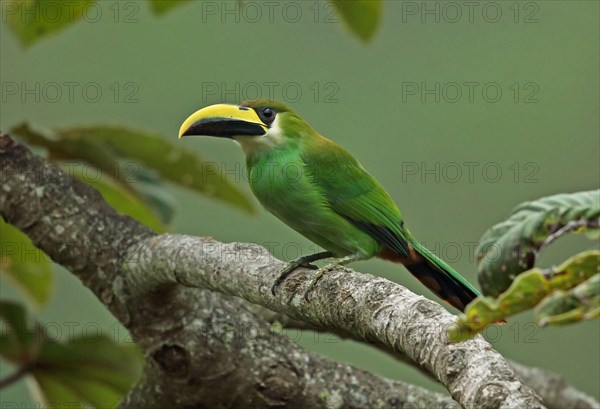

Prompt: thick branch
[
  {"left": 509, "top": 362, "right": 600, "bottom": 409},
  {"left": 118, "top": 289, "right": 457, "bottom": 409},
  {"left": 123, "top": 234, "right": 543, "bottom": 408},
  {"left": 4, "top": 133, "right": 595, "bottom": 408},
  {"left": 0, "top": 134, "right": 457, "bottom": 407},
  {"left": 257, "top": 308, "right": 599, "bottom": 409}
]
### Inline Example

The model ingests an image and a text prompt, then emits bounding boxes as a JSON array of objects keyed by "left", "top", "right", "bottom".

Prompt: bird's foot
[
  {"left": 301, "top": 252, "right": 367, "bottom": 301},
  {"left": 271, "top": 257, "right": 319, "bottom": 295},
  {"left": 302, "top": 263, "right": 340, "bottom": 301}
]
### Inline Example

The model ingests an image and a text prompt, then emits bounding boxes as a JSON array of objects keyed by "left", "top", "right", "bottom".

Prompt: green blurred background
[{"left": 1, "top": 0, "right": 599, "bottom": 404}]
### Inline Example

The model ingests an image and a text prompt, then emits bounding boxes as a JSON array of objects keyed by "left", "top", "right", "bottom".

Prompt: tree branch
[
  {"left": 0, "top": 132, "right": 456, "bottom": 407},
  {"left": 2, "top": 132, "right": 593, "bottom": 408},
  {"left": 0, "top": 363, "right": 34, "bottom": 390},
  {"left": 508, "top": 362, "right": 600, "bottom": 409},
  {"left": 257, "top": 308, "right": 599, "bottom": 409},
  {"left": 123, "top": 234, "right": 544, "bottom": 408}
]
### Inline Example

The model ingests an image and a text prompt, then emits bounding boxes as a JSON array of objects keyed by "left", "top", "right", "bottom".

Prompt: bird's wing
[{"left": 301, "top": 137, "right": 410, "bottom": 257}]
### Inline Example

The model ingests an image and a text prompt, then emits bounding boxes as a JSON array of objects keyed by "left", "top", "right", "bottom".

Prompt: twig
[{"left": 0, "top": 363, "right": 33, "bottom": 389}]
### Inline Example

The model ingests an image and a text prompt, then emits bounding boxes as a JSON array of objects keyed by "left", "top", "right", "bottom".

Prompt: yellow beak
[{"left": 178, "top": 104, "right": 268, "bottom": 139}]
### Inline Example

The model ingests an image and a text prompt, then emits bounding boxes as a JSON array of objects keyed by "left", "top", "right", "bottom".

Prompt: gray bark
[
  {"left": 125, "top": 234, "right": 543, "bottom": 409},
  {"left": 1, "top": 132, "right": 596, "bottom": 408},
  {"left": 257, "top": 309, "right": 599, "bottom": 409},
  {"left": 0, "top": 132, "right": 457, "bottom": 408}
]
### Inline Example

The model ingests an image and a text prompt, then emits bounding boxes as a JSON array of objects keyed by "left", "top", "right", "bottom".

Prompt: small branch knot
[
  {"left": 255, "top": 362, "right": 300, "bottom": 406},
  {"left": 152, "top": 344, "right": 190, "bottom": 379}
]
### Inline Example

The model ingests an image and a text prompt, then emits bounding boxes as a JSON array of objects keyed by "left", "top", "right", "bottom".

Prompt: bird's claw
[
  {"left": 302, "top": 263, "right": 339, "bottom": 301},
  {"left": 271, "top": 259, "right": 319, "bottom": 296},
  {"left": 300, "top": 261, "right": 319, "bottom": 270}
]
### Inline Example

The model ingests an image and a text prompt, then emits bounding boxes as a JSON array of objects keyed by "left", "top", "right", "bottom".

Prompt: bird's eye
[{"left": 258, "top": 107, "right": 276, "bottom": 125}]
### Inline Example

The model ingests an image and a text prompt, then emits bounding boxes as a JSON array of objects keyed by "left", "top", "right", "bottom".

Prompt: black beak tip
[{"left": 181, "top": 127, "right": 194, "bottom": 137}]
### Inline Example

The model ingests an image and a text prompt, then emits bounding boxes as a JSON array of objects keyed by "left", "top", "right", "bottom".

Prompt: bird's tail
[{"left": 404, "top": 240, "right": 480, "bottom": 312}]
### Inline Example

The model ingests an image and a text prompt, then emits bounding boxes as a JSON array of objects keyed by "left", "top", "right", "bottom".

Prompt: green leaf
[
  {"left": 0, "top": 301, "right": 42, "bottom": 363},
  {"left": 61, "top": 163, "right": 167, "bottom": 232},
  {"left": 29, "top": 337, "right": 143, "bottom": 408},
  {"left": 332, "top": 0, "right": 382, "bottom": 42},
  {"left": 0, "top": 303, "right": 142, "bottom": 407},
  {"left": 57, "top": 125, "right": 254, "bottom": 214},
  {"left": 536, "top": 273, "right": 599, "bottom": 326},
  {"left": 3, "top": 0, "right": 96, "bottom": 48},
  {"left": 10, "top": 123, "right": 130, "bottom": 185},
  {"left": 115, "top": 163, "right": 178, "bottom": 224},
  {"left": 477, "top": 190, "right": 600, "bottom": 296},
  {"left": 11, "top": 123, "right": 255, "bottom": 215},
  {"left": 449, "top": 251, "right": 599, "bottom": 342},
  {"left": 1, "top": 221, "right": 53, "bottom": 307},
  {"left": 149, "top": 0, "right": 191, "bottom": 15}
]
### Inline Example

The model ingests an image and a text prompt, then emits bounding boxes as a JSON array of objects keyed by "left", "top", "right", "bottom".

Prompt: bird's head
[{"left": 178, "top": 99, "right": 314, "bottom": 153}]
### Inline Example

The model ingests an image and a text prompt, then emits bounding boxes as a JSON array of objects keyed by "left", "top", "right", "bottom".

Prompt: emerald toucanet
[{"left": 178, "top": 100, "right": 480, "bottom": 311}]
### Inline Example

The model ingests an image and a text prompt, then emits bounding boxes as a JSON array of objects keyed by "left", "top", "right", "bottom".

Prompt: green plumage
[
  {"left": 240, "top": 100, "right": 480, "bottom": 311},
  {"left": 247, "top": 134, "right": 385, "bottom": 259}
]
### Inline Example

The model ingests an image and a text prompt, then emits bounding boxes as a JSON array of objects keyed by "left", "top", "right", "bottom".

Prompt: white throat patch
[{"left": 234, "top": 115, "right": 284, "bottom": 154}]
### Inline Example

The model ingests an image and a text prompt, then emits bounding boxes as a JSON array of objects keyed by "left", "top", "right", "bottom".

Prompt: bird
[{"left": 178, "top": 99, "right": 481, "bottom": 311}]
